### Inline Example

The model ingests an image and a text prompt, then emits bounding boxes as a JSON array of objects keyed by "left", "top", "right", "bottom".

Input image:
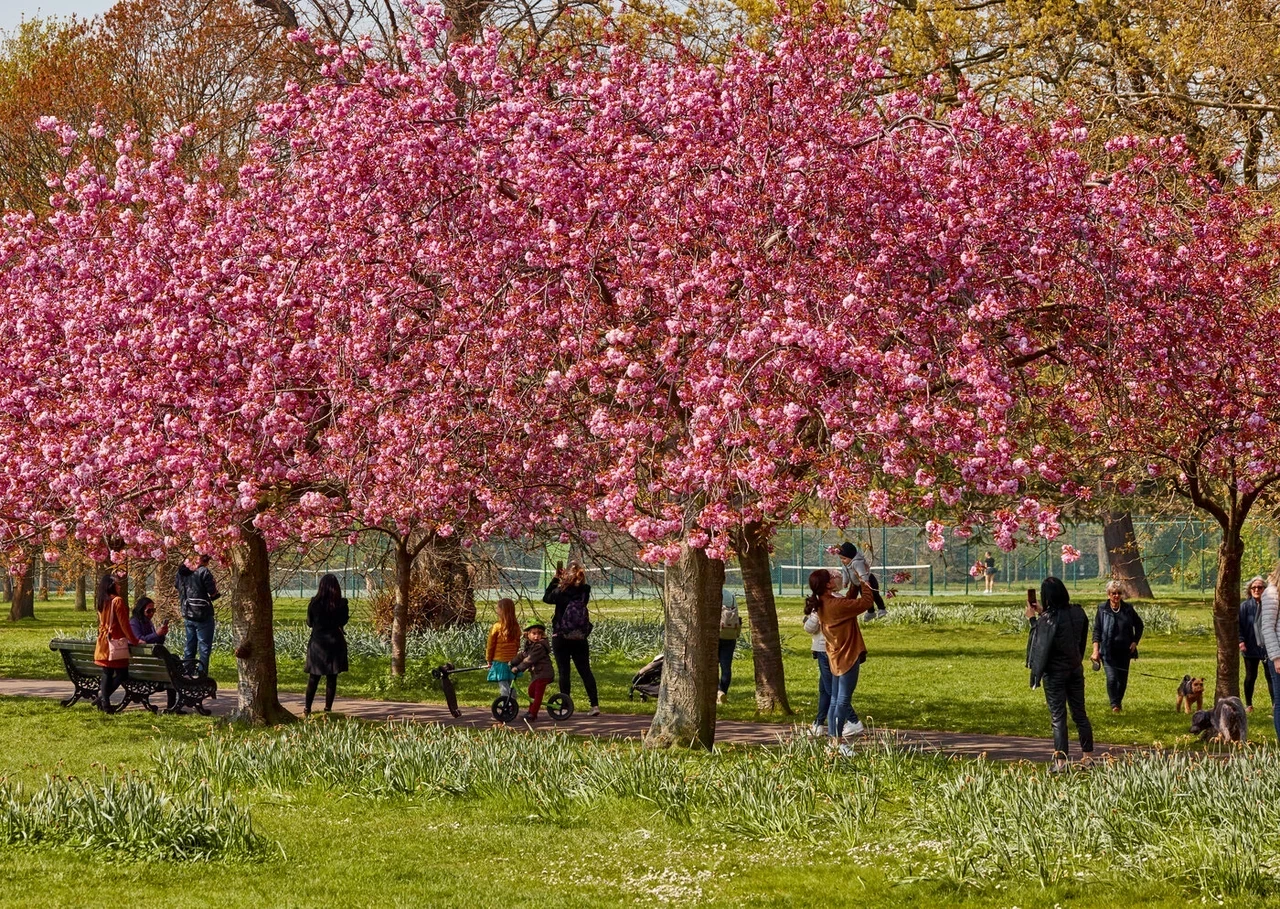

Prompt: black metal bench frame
[{"left": 49, "top": 639, "right": 217, "bottom": 715}]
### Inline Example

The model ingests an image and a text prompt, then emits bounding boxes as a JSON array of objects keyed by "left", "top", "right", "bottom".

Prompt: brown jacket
[
  {"left": 509, "top": 637, "right": 554, "bottom": 682},
  {"left": 94, "top": 595, "right": 142, "bottom": 668},
  {"left": 817, "top": 583, "right": 874, "bottom": 676}
]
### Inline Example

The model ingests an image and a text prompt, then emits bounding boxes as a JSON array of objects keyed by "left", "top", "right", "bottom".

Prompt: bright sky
[{"left": 0, "top": 0, "right": 118, "bottom": 36}]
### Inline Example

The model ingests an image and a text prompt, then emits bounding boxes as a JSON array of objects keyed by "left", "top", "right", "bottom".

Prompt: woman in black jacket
[
  {"left": 543, "top": 562, "right": 600, "bottom": 716},
  {"left": 304, "top": 573, "right": 349, "bottom": 716},
  {"left": 1090, "top": 580, "right": 1145, "bottom": 713},
  {"left": 1026, "top": 576, "right": 1094, "bottom": 771}
]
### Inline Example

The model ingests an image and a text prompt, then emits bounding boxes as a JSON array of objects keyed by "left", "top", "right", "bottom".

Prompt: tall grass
[
  {"left": 155, "top": 720, "right": 1280, "bottom": 895},
  {"left": 0, "top": 774, "right": 266, "bottom": 861}
]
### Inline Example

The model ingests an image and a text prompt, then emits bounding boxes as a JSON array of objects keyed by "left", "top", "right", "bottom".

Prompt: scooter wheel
[
  {"left": 492, "top": 695, "right": 519, "bottom": 723},
  {"left": 546, "top": 693, "right": 574, "bottom": 721}
]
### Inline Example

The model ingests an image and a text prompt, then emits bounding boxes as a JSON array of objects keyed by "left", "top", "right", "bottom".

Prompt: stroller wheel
[
  {"left": 546, "top": 693, "right": 574, "bottom": 721},
  {"left": 492, "top": 695, "right": 519, "bottom": 723}
]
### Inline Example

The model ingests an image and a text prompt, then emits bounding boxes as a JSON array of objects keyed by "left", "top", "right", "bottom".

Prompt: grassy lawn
[
  {"left": 2, "top": 695, "right": 1279, "bottom": 908},
  {"left": 1, "top": 592, "right": 1243, "bottom": 747}
]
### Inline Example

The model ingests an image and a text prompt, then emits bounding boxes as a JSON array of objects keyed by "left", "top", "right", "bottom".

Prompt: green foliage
[{"left": 0, "top": 774, "right": 266, "bottom": 861}]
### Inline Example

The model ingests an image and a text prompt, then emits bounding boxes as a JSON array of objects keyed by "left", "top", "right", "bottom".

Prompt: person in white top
[{"left": 1257, "top": 565, "right": 1280, "bottom": 742}]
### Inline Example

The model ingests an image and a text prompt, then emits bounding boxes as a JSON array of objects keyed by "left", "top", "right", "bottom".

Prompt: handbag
[{"left": 106, "top": 598, "right": 130, "bottom": 661}]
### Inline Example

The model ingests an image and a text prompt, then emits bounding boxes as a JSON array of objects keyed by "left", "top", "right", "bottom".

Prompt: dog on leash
[
  {"left": 1190, "top": 696, "right": 1247, "bottom": 744},
  {"left": 1175, "top": 676, "right": 1205, "bottom": 713}
]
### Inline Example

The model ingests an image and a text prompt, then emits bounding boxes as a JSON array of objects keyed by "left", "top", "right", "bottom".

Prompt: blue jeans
[
  {"left": 717, "top": 639, "right": 736, "bottom": 694},
  {"left": 813, "top": 651, "right": 856, "bottom": 726},
  {"left": 827, "top": 661, "right": 861, "bottom": 736},
  {"left": 184, "top": 618, "right": 215, "bottom": 676}
]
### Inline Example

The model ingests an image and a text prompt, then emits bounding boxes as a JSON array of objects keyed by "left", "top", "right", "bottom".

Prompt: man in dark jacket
[
  {"left": 176, "top": 554, "right": 220, "bottom": 676},
  {"left": 1026, "top": 576, "right": 1094, "bottom": 771},
  {"left": 1090, "top": 580, "right": 1145, "bottom": 712}
]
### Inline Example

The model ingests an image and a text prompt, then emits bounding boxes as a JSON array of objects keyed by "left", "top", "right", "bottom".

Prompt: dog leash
[{"left": 1090, "top": 660, "right": 1185, "bottom": 683}]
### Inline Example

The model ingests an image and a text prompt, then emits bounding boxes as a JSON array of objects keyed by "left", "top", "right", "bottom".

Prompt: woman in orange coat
[
  {"left": 94, "top": 572, "right": 141, "bottom": 712},
  {"left": 806, "top": 568, "right": 874, "bottom": 742}
]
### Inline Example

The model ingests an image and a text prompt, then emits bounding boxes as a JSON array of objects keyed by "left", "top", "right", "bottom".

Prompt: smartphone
[{"left": 1026, "top": 588, "right": 1037, "bottom": 609}]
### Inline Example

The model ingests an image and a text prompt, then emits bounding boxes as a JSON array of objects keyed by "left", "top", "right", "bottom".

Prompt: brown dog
[{"left": 1176, "top": 675, "right": 1205, "bottom": 713}]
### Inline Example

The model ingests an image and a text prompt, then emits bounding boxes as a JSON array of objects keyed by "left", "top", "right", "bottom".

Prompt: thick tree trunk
[
  {"left": 417, "top": 534, "right": 476, "bottom": 626},
  {"left": 1103, "top": 510, "right": 1154, "bottom": 598},
  {"left": 731, "top": 522, "right": 791, "bottom": 714},
  {"left": 74, "top": 572, "right": 87, "bottom": 611},
  {"left": 155, "top": 558, "right": 178, "bottom": 616},
  {"left": 2, "top": 574, "right": 11, "bottom": 603},
  {"left": 228, "top": 522, "right": 293, "bottom": 725},
  {"left": 8, "top": 559, "right": 34, "bottom": 620},
  {"left": 1212, "top": 524, "right": 1243, "bottom": 703},
  {"left": 647, "top": 545, "right": 723, "bottom": 749},
  {"left": 391, "top": 539, "right": 412, "bottom": 678}
]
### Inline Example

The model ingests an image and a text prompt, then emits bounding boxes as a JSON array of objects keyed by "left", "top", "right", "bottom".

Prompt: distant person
[
  {"left": 717, "top": 589, "right": 742, "bottom": 705},
  {"left": 984, "top": 552, "right": 997, "bottom": 594},
  {"left": 304, "top": 573, "right": 349, "bottom": 717},
  {"left": 1026, "top": 576, "right": 1093, "bottom": 771},
  {"left": 176, "top": 554, "right": 220, "bottom": 676},
  {"left": 1257, "top": 566, "right": 1280, "bottom": 742},
  {"left": 836, "top": 542, "right": 886, "bottom": 620},
  {"left": 509, "top": 623, "right": 554, "bottom": 721},
  {"left": 543, "top": 562, "right": 600, "bottom": 716},
  {"left": 806, "top": 566, "right": 875, "bottom": 750},
  {"left": 129, "top": 596, "right": 169, "bottom": 645},
  {"left": 1240, "top": 576, "right": 1272, "bottom": 714},
  {"left": 1090, "top": 580, "right": 1144, "bottom": 712},
  {"left": 486, "top": 597, "right": 521, "bottom": 699},
  {"left": 94, "top": 573, "right": 141, "bottom": 712}
]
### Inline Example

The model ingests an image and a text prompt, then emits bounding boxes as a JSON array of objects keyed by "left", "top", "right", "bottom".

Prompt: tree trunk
[
  {"left": 37, "top": 561, "right": 48, "bottom": 601},
  {"left": 74, "top": 572, "right": 87, "bottom": 611},
  {"left": 2, "top": 573, "right": 11, "bottom": 603},
  {"left": 1211, "top": 522, "right": 1244, "bottom": 703},
  {"left": 417, "top": 534, "right": 476, "bottom": 626},
  {"left": 155, "top": 557, "right": 178, "bottom": 616},
  {"left": 228, "top": 522, "right": 293, "bottom": 725},
  {"left": 391, "top": 539, "right": 412, "bottom": 678},
  {"left": 731, "top": 522, "right": 791, "bottom": 714},
  {"left": 647, "top": 544, "right": 724, "bottom": 749},
  {"left": 135, "top": 563, "right": 148, "bottom": 598},
  {"left": 8, "top": 559, "right": 34, "bottom": 620},
  {"left": 1102, "top": 510, "right": 1154, "bottom": 598}
]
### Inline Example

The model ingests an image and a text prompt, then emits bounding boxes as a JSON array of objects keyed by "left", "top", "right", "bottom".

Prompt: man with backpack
[
  {"left": 176, "top": 554, "right": 220, "bottom": 676},
  {"left": 543, "top": 561, "right": 600, "bottom": 716},
  {"left": 717, "top": 589, "right": 742, "bottom": 704}
]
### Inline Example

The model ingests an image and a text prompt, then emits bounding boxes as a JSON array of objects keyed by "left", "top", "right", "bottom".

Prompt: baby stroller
[
  {"left": 431, "top": 662, "right": 574, "bottom": 722},
  {"left": 628, "top": 653, "right": 663, "bottom": 701}
]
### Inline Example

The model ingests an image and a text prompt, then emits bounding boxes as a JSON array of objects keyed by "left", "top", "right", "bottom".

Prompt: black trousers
[
  {"left": 1102, "top": 657, "right": 1130, "bottom": 708},
  {"left": 552, "top": 636, "right": 599, "bottom": 707},
  {"left": 1243, "top": 656, "right": 1275, "bottom": 707},
  {"left": 718, "top": 639, "right": 736, "bottom": 694},
  {"left": 305, "top": 673, "right": 337, "bottom": 712},
  {"left": 867, "top": 573, "right": 886, "bottom": 612},
  {"left": 1042, "top": 667, "right": 1093, "bottom": 758}
]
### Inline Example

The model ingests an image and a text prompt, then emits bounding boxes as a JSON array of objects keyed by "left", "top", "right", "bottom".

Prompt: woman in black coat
[
  {"left": 304, "top": 573, "right": 349, "bottom": 716},
  {"left": 1090, "top": 580, "right": 1145, "bottom": 713}
]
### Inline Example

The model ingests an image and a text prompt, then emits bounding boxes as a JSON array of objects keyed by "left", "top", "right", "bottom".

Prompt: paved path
[{"left": 0, "top": 677, "right": 1131, "bottom": 762}]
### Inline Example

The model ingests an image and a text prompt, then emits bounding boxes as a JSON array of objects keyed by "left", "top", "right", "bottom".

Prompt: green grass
[
  {"left": 2, "top": 697, "right": 1280, "bottom": 907},
  {"left": 2, "top": 592, "right": 1240, "bottom": 746}
]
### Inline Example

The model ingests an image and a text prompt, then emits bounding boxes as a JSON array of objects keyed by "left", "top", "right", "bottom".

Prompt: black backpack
[{"left": 558, "top": 588, "right": 592, "bottom": 640}]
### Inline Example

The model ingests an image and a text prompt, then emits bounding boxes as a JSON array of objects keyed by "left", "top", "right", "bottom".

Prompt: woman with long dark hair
[
  {"left": 94, "top": 572, "right": 141, "bottom": 712},
  {"left": 805, "top": 567, "right": 874, "bottom": 749},
  {"left": 304, "top": 573, "right": 349, "bottom": 716},
  {"left": 1026, "top": 576, "right": 1094, "bottom": 771}
]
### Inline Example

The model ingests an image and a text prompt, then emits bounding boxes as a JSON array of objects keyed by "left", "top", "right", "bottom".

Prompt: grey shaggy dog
[{"left": 1189, "top": 696, "right": 1248, "bottom": 744}]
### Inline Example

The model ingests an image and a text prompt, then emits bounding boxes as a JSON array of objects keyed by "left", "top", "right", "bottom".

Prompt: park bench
[{"left": 48, "top": 638, "right": 217, "bottom": 715}]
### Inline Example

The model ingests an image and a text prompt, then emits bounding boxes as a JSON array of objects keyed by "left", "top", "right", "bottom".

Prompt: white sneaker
[
  {"left": 876, "top": 610, "right": 888, "bottom": 619},
  {"left": 837, "top": 743, "right": 854, "bottom": 757},
  {"left": 716, "top": 691, "right": 726, "bottom": 705},
  {"left": 810, "top": 722, "right": 824, "bottom": 737},
  {"left": 588, "top": 706, "right": 600, "bottom": 716},
  {"left": 841, "top": 720, "right": 865, "bottom": 737}
]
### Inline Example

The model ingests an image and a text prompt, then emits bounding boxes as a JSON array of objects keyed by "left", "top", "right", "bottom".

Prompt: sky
[{"left": 0, "top": 0, "right": 118, "bottom": 36}]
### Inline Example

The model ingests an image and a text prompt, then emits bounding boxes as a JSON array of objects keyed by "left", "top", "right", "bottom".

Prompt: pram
[
  {"left": 431, "top": 662, "right": 574, "bottom": 722},
  {"left": 628, "top": 653, "right": 663, "bottom": 701}
]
